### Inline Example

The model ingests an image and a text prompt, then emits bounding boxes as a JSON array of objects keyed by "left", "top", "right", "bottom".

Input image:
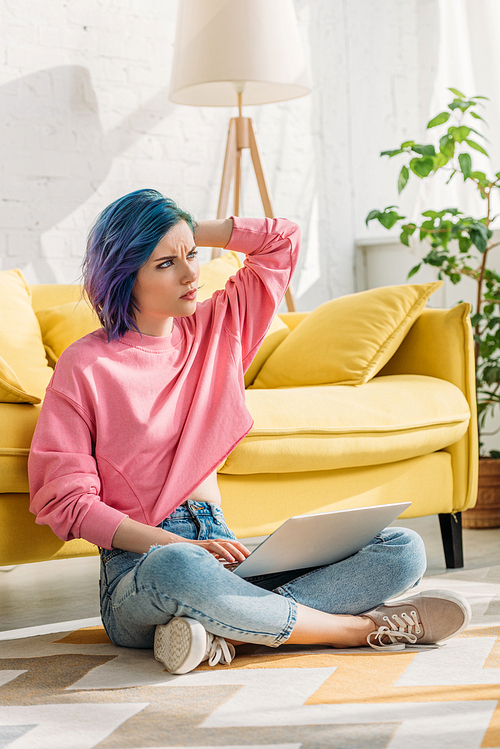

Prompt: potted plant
[{"left": 366, "top": 87, "right": 500, "bottom": 528}]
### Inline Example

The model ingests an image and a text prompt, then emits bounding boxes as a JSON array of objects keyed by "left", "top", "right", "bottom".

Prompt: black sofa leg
[{"left": 438, "top": 512, "right": 464, "bottom": 569}]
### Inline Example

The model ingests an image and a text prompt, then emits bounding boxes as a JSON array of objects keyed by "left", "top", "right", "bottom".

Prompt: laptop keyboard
[{"left": 223, "top": 561, "right": 241, "bottom": 572}]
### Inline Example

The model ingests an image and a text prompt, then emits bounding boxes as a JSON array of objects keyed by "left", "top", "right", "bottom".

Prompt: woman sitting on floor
[{"left": 29, "top": 188, "right": 471, "bottom": 674}]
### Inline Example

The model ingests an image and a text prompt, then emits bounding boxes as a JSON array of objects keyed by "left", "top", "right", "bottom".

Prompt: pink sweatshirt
[{"left": 28, "top": 217, "right": 300, "bottom": 549}]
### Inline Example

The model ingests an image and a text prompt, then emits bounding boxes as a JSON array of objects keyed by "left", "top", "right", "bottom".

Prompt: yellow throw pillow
[
  {"left": 0, "top": 269, "right": 53, "bottom": 401},
  {"left": 196, "top": 251, "right": 242, "bottom": 301},
  {"left": 244, "top": 316, "right": 290, "bottom": 387},
  {"left": 36, "top": 300, "right": 102, "bottom": 363},
  {"left": 252, "top": 281, "right": 443, "bottom": 389},
  {"left": 197, "top": 252, "right": 290, "bottom": 386},
  {"left": 0, "top": 354, "right": 41, "bottom": 404}
]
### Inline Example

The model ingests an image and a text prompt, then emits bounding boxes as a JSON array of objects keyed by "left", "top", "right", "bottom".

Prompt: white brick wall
[{"left": 0, "top": 0, "right": 438, "bottom": 306}]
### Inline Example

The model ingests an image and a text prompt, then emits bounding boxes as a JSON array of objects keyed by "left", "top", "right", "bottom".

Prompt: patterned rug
[{"left": 1, "top": 568, "right": 500, "bottom": 749}]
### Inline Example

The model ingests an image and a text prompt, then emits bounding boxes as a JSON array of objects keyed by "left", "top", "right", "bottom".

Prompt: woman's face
[{"left": 131, "top": 220, "right": 200, "bottom": 336}]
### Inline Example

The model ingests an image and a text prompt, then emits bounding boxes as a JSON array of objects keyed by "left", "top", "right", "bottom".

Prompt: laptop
[{"left": 227, "top": 501, "right": 411, "bottom": 578}]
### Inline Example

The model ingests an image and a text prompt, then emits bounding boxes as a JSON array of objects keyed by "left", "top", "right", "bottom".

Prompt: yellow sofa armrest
[
  {"left": 378, "top": 304, "right": 473, "bottom": 390},
  {"left": 378, "top": 303, "right": 478, "bottom": 513}
]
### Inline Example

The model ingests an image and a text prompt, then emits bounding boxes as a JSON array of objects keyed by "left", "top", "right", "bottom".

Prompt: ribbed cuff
[{"left": 78, "top": 502, "right": 128, "bottom": 550}]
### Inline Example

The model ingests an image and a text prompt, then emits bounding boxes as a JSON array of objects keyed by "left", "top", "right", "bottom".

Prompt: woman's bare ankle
[
  {"left": 285, "top": 604, "right": 375, "bottom": 649},
  {"left": 326, "top": 614, "right": 374, "bottom": 648}
]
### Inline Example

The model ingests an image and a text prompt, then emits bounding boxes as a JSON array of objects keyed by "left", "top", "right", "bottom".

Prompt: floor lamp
[{"left": 169, "top": 0, "right": 311, "bottom": 312}]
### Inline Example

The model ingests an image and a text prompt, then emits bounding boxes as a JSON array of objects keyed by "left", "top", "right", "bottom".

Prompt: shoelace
[
  {"left": 367, "top": 609, "right": 422, "bottom": 651},
  {"left": 205, "top": 634, "right": 236, "bottom": 667}
]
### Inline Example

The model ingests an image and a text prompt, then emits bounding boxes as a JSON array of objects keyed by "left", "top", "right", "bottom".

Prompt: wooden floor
[{"left": 2, "top": 516, "right": 500, "bottom": 633}]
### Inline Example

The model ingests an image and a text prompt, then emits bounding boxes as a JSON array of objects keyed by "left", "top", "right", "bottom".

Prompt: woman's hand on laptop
[
  {"left": 185, "top": 538, "right": 251, "bottom": 563},
  {"left": 111, "top": 518, "right": 250, "bottom": 562}
]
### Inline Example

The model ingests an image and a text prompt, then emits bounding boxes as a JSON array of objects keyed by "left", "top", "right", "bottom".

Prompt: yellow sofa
[{"left": 0, "top": 259, "right": 477, "bottom": 569}]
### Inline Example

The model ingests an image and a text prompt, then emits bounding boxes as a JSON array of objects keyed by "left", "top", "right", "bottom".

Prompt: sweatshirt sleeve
[
  {"left": 219, "top": 216, "right": 300, "bottom": 372},
  {"left": 28, "top": 386, "right": 128, "bottom": 549}
]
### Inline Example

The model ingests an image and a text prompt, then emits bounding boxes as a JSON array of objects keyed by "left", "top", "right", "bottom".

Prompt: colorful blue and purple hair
[{"left": 82, "top": 189, "right": 195, "bottom": 341}]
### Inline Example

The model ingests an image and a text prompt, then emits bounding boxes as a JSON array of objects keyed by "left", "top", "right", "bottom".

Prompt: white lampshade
[{"left": 169, "top": 0, "right": 311, "bottom": 107}]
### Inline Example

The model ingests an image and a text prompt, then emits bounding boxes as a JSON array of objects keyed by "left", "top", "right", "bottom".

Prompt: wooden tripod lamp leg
[
  {"left": 248, "top": 120, "right": 273, "bottom": 218},
  {"left": 248, "top": 121, "right": 296, "bottom": 312},
  {"left": 212, "top": 116, "right": 298, "bottom": 314},
  {"left": 213, "top": 119, "right": 238, "bottom": 259}
]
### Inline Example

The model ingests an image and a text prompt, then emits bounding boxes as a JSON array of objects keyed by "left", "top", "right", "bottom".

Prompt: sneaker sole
[
  {"left": 410, "top": 588, "right": 472, "bottom": 642},
  {"left": 154, "top": 617, "right": 207, "bottom": 675}
]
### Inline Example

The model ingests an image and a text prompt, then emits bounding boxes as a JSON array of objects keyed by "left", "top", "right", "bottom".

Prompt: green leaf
[
  {"left": 483, "top": 366, "right": 500, "bottom": 384},
  {"left": 458, "top": 152, "right": 472, "bottom": 179},
  {"left": 466, "top": 139, "right": 489, "bottom": 156},
  {"left": 446, "top": 169, "right": 457, "bottom": 185},
  {"left": 470, "top": 224, "right": 489, "bottom": 253},
  {"left": 449, "top": 100, "right": 473, "bottom": 112},
  {"left": 439, "top": 135, "right": 455, "bottom": 157},
  {"left": 423, "top": 248, "right": 447, "bottom": 266},
  {"left": 433, "top": 152, "right": 449, "bottom": 168},
  {"left": 459, "top": 236, "right": 472, "bottom": 253},
  {"left": 407, "top": 263, "right": 421, "bottom": 278},
  {"left": 490, "top": 450, "right": 500, "bottom": 459},
  {"left": 412, "top": 144, "right": 436, "bottom": 156},
  {"left": 471, "top": 95, "right": 489, "bottom": 100},
  {"left": 399, "top": 224, "right": 416, "bottom": 247},
  {"left": 453, "top": 125, "right": 471, "bottom": 142},
  {"left": 365, "top": 210, "right": 380, "bottom": 226},
  {"left": 472, "top": 171, "right": 487, "bottom": 180},
  {"left": 398, "top": 165, "right": 409, "bottom": 194},
  {"left": 449, "top": 87, "right": 465, "bottom": 98},
  {"left": 471, "top": 312, "right": 484, "bottom": 326},
  {"left": 380, "top": 149, "right": 403, "bottom": 157},
  {"left": 427, "top": 112, "right": 450, "bottom": 128},
  {"left": 410, "top": 156, "right": 434, "bottom": 178},
  {"left": 470, "top": 111, "right": 485, "bottom": 121},
  {"left": 378, "top": 211, "right": 403, "bottom": 230},
  {"left": 469, "top": 126, "right": 488, "bottom": 140},
  {"left": 401, "top": 140, "right": 415, "bottom": 148}
]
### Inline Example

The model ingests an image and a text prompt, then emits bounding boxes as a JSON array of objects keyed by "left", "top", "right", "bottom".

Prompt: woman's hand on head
[{"left": 183, "top": 538, "right": 251, "bottom": 563}]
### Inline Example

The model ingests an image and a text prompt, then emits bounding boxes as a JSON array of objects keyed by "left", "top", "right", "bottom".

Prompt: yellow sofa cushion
[
  {"left": 0, "top": 269, "right": 53, "bottom": 401},
  {"left": 252, "top": 281, "right": 443, "bottom": 388},
  {"left": 220, "top": 452, "right": 453, "bottom": 538},
  {"left": 0, "top": 402, "right": 42, "bottom": 492},
  {"left": 219, "top": 374, "right": 469, "bottom": 475},
  {"left": 0, "top": 356, "right": 41, "bottom": 405},
  {"left": 36, "top": 300, "right": 102, "bottom": 365},
  {"left": 30, "top": 283, "right": 83, "bottom": 313}
]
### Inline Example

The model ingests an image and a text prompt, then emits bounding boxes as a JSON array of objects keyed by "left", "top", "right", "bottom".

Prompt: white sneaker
[{"left": 154, "top": 616, "right": 236, "bottom": 675}]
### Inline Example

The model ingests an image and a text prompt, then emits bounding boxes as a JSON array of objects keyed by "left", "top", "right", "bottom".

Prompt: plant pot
[{"left": 462, "top": 457, "right": 500, "bottom": 528}]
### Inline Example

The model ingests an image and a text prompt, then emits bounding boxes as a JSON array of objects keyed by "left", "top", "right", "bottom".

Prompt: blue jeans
[{"left": 99, "top": 500, "right": 427, "bottom": 649}]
